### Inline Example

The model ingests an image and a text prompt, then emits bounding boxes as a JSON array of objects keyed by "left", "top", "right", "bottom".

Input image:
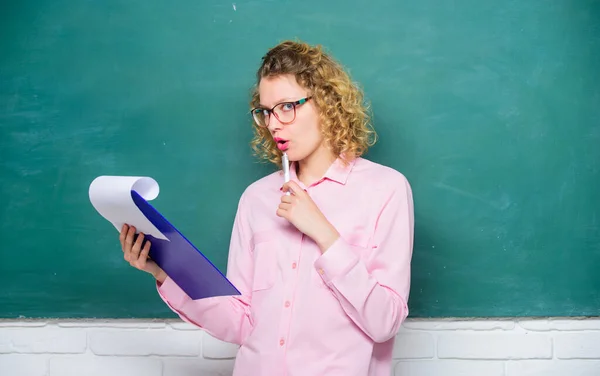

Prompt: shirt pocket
[{"left": 251, "top": 231, "right": 279, "bottom": 292}]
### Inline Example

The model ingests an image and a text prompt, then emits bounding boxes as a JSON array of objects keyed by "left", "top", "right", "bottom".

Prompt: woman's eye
[{"left": 281, "top": 103, "right": 294, "bottom": 111}]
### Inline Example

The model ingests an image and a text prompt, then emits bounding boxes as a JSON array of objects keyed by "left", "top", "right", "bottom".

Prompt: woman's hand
[
  {"left": 277, "top": 181, "right": 339, "bottom": 253},
  {"left": 119, "top": 224, "right": 167, "bottom": 283}
]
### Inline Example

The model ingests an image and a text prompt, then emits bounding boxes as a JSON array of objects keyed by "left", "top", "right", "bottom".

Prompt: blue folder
[{"left": 130, "top": 190, "right": 240, "bottom": 300}]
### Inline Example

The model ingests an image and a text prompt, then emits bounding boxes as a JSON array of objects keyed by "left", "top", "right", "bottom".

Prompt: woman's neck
[{"left": 296, "top": 145, "right": 337, "bottom": 187}]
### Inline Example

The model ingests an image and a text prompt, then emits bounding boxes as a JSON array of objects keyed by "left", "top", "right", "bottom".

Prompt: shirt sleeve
[
  {"left": 156, "top": 191, "right": 256, "bottom": 345},
  {"left": 313, "top": 174, "right": 414, "bottom": 343}
]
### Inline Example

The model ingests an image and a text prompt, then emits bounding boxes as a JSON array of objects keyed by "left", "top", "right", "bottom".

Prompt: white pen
[{"left": 282, "top": 152, "right": 290, "bottom": 195}]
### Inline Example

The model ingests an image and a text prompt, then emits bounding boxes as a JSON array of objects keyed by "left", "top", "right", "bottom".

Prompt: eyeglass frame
[{"left": 250, "top": 96, "right": 312, "bottom": 127}]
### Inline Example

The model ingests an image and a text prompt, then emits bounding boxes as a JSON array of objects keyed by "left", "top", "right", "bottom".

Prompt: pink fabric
[{"left": 157, "top": 157, "right": 414, "bottom": 376}]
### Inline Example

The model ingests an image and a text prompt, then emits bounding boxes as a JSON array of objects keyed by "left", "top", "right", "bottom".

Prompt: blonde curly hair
[{"left": 249, "top": 40, "right": 377, "bottom": 167}]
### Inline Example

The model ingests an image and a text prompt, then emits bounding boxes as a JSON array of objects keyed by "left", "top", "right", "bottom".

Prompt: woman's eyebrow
[{"left": 259, "top": 97, "right": 296, "bottom": 108}]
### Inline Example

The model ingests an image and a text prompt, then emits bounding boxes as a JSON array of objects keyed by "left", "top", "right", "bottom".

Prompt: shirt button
[
  {"left": 292, "top": 262, "right": 297, "bottom": 269},
  {"left": 318, "top": 268, "right": 325, "bottom": 275},
  {"left": 285, "top": 301, "right": 291, "bottom": 308},
  {"left": 279, "top": 338, "right": 285, "bottom": 346}
]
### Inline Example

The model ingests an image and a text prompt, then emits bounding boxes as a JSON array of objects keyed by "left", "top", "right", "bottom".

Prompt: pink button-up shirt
[{"left": 157, "top": 156, "right": 414, "bottom": 376}]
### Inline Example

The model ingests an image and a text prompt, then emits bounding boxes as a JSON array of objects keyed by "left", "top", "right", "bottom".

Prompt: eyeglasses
[{"left": 250, "top": 97, "right": 312, "bottom": 128}]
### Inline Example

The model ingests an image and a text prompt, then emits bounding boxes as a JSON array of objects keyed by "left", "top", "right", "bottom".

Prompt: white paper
[{"left": 88, "top": 176, "right": 168, "bottom": 240}]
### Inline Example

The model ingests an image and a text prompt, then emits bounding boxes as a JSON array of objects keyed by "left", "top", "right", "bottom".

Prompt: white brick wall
[{"left": 1, "top": 318, "right": 599, "bottom": 376}]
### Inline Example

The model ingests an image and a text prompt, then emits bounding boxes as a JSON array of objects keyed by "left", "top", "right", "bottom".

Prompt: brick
[
  {"left": 58, "top": 320, "right": 166, "bottom": 329},
  {"left": 555, "top": 333, "right": 600, "bottom": 359},
  {"left": 0, "top": 320, "right": 48, "bottom": 327},
  {"left": 202, "top": 333, "right": 239, "bottom": 359},
  {"left": 395, "top": 360, "right": 505, "bottom": 376},
  {"left": 403, "top": 319, "right": 515, "bottom": 331},
  {"left": 519, "top": 319, "right": 600, "bottom": 331},
  {"left": 516, "top": 320, "right": 553, "bottom": 331},
  {"left": 507, "top": 360, "right": 600, "bottom": 376},
  {"left": 163, "top": 357, "right": 235, "bottom": 376},
  {"left": 0, "top": 327, "right": 86, "bottom": 354},
  {"left": 393, "top": 332, "right": 435, "bottom": 359},
  {"left": 49, "top": 355, "right": 162, "bottom": 376},
  {"left": 438, "top": 333, "right": 551, "bottom": 359},
  {"left": 0, "top": 354, "right": 49, "bottom": 376},
  {"left": 89, "top": 329, "right": 200, "bottom": 356},
  {"left": 550, "top": 319, "right": 600, "bottom": 331},
  {"left": 169, "top": 321, "right": 201, "bottom": 331}
]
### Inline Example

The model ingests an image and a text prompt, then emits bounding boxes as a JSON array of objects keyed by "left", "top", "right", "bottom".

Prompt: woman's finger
[
  {"left": 280, "top": 195, "right": 295, "bottom": 204},
  {"left": 123, "top": 242, "right": 131, "bottom": 262},
  {"left": 119, "top": 224, "right": 128, "bottom": 250},
  {"left": 131, "top": 232, "right": 144, "bottom": 259},
  {"left": 283, "top": 181, "right": 305, "bottom": 196},
  {"left": 140, "top": 240, "right": 151, "bottom": 260},
  {"left": 279, "top": 202, "right": 292, "bottom": 211},
  {"left": 125, "top": 225, "right": 136, "bottom": 249},
  {"left": 136, "top": 241, "right": 152, "bottom": 269},
  {"left": 276, "top": 208, "right": 287, "bottom": 218}
]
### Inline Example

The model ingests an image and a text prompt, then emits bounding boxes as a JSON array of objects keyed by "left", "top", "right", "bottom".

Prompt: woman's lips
[
  {"left": 274, "top": 137, "right": 289, "bottom": 151},
  {"left": 277, "top": 141, "right": 289, "bottom": 151}
]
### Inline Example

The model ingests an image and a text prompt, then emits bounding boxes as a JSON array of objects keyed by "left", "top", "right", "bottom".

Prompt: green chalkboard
[{"left": 1, "top": 0, "right": 599, "bottom": 318}]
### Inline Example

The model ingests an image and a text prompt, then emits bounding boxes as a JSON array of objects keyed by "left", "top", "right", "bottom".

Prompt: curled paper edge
[{"left": 89, "top": 176, "right": 168, "bottom": 241}]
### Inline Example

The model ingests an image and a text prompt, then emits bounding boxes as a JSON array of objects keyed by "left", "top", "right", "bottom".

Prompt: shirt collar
[
  {"left": 288, "top": 155, "right": 356, "bottom": 187},
  {"left": 322, "top": 155, "right": 355, "bottom": 185}
]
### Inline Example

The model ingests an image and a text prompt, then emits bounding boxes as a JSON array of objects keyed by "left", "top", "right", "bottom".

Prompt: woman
[{"left": 120, "top": 40, "right": 414, "bottom": 376}]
